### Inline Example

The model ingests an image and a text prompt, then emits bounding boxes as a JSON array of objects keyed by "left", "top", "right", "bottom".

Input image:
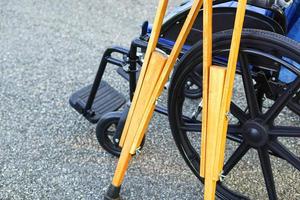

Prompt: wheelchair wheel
[
  {"left": 96, "top": 112, "right": 123, "bottom": 157},
  {"left": 168, "top": 29, "right": 300, "bottom": 200},
  {"left": 96, "top": 111, "right": 145, "bottom": 157}
]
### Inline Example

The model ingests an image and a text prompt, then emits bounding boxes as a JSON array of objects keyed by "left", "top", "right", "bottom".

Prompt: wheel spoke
[
  {"left": 223, "top": 142, "right": 250, "bottom": 175},
  {"left": 180, "top": 122, "right": 243, "bottom": 145},
  {"left": 226, "top": 134, "right": 243, "bottom": 143},
  {"left": 263, "top": 78, "right": 300, "bottom": 124},
  {"left": 180, "top": 122, "right": 201, "bottom": 132},
  {"left": 230, "top": 102, "right": 249, "bottom": 124},
  {"left": 180, "top": 122, "right": 242, "bottom": 134},
  {"left": 227, "top": 125, "right": 243, "bottom": 135},
  {"left": 258, "top": 147, "right": 278, "bottom": 200},
  {"left": 268, "top": 140, "right": 300, "bottom": 171},
  {"left": 269, "top": 126, "right": 300, "bottom": 137},
  {"left": 239, "top": 53, "right": 261, "bottom": 118}
]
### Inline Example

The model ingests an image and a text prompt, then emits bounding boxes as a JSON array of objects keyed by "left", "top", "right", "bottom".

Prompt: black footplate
[{"left": 69, "top": 81, "right": 126, "bottom": 123}]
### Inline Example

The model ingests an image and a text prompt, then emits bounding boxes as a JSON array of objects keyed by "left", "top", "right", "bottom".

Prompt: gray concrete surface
[{"left": 0, "top": 0, "right": 299, "bottom": 199}]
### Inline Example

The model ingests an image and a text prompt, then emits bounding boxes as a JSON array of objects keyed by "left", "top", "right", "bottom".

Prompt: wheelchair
[{"left": 70, "top": 0, "right": 299, "bottom": 199}]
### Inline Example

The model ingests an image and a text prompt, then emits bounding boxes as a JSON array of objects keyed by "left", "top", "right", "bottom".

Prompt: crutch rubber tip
[{"left": 104, "top": 184, "right": 121, "bottom": 200}]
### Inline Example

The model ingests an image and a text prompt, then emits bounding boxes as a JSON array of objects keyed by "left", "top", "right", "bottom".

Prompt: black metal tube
[
  {"left": 84, "top": 47, "right": 130, "bottom": 113},
  {"left": 106, "top": 57, "right": 124, "bottom": 67},
  {"left": 84, "top": 52, "right": 109, "bottom": 113},
  {"left": 128, "top": 41, "right": 138, "bottom": 100},
  {"left": 127, "top": 38, "right": 149, "bottom": 100}
]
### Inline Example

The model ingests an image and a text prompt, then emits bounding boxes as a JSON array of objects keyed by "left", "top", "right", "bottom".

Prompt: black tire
[
  {"left": 96, "top": 112, "right": 123, "bottom": 157},
  {"left": 96, "top": 111, "right": 146, "bottom": 157},
  {"left": 168, "top": 29, "right": 300, "bottom": 200}
]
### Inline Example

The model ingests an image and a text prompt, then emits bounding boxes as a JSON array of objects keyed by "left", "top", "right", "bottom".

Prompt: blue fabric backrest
[{"left": 219, "top": 1, "right": 300, "bottom": 83}]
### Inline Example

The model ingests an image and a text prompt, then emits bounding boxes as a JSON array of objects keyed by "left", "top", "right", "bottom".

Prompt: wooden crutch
[
  {"left": 200, "top": 0, "right": 248, "bottom": 199},
  {"left": 104, "top": 1, "right": 203, "bottom": 199}
]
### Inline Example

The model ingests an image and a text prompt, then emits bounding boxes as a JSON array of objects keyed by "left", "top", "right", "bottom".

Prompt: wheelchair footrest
[{"left": 69, "top": 81, "right": 126, "bottom": 123}]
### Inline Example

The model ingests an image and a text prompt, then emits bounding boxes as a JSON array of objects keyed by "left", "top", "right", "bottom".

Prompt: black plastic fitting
[{"left": 104, "top": 184, "right": 121, "bottom": 200}]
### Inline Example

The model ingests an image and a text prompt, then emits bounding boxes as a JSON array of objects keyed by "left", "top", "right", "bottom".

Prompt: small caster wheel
[{"left": 96, "top": 110, "right": 145, "bottom": 157}]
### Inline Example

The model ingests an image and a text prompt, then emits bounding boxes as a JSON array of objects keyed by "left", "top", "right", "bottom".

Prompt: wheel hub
[{"left": 242, "top": 121, "right": 269, "bottom": 148}]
